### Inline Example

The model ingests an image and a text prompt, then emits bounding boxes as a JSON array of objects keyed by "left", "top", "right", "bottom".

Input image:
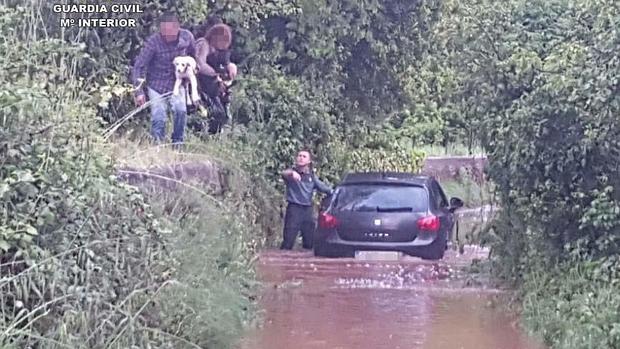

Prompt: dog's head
[{"left": 173, "top": 56, "right": 196, "bottom": 75}]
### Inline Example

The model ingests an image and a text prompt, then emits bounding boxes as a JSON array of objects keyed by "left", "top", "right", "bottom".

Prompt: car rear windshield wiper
[
  {"left": 353, "top": 206, "right": 377, "bottom": 212},
  {"left": 376, "top": 206, "right": 414, "bottom": 212}
]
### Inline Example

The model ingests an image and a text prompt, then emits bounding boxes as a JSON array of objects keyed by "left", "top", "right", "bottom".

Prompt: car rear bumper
[{"left": 316, "top": 230, "right": 443, "bottom": 256}]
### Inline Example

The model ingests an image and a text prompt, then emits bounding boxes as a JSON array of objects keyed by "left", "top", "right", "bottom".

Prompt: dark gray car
[{"left": 313, "top": 172, "right": 464, "bottom": 260}]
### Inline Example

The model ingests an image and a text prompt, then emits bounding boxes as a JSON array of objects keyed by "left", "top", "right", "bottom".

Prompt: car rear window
[{"left": 333, "top": 184, "right": 428, "bottom": 212}]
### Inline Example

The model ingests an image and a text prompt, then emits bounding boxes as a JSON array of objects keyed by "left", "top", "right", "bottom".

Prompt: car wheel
[
  {"left": 314, "top": 242, "right": 351, "bottom": 258},
  {"left": 313, "top": 241, "right": 333, "bottom": 257},
  {"left": 420, "top": 234, "right": 447, "bottom": 261}
]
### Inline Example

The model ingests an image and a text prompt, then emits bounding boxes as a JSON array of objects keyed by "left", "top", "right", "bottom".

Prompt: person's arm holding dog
[
  {"left": 195, "top": 39, "right": 218, "bottom": 77},
  {"left": 227, "top": 62, "right": 238, "bottom": 80},
  {"left": 131, "top": 37, "right": 156, "bottom": 107}
]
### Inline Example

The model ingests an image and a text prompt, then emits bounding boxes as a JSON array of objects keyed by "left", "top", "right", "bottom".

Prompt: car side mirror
[{"left": 449, "top": 197, "right": 464, "bottom": 212}]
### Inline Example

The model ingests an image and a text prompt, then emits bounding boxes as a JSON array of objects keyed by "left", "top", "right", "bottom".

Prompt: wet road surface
[{"left": 239, "top": 246, "right": 545, "bottom": 349}]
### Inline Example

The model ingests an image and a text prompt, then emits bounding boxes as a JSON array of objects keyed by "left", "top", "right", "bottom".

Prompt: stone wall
[
  {"left": 421, "top": 156, "right": 488, "bottom": 183},
  {"left": 116, "top": 155, "right": 489, "bottom": 190},
  {"left": 116, "top": 161, "right": 227, "bottom": 194}
]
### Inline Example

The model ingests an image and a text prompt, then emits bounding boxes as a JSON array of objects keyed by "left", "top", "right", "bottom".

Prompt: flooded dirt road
[{"left": 239, "top": 246, "right": 545, "bottom": 349}]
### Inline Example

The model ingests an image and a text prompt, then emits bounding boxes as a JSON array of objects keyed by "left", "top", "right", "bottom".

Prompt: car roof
[{"left": 339, "top": 172, "right": 432, "bottom": 186}]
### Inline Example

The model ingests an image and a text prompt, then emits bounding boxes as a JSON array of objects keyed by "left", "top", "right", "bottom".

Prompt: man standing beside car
[{"left": 280, "top": 149, "right": 334, "bottom": 250}]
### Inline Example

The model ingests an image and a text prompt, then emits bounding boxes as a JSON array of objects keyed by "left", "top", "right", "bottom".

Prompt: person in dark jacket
[
  {"left": 280, "top": 149, "right": 334, "bottom": 250},
  {"left": 190, "top": 18, "right": 238, "bottom": 134}
]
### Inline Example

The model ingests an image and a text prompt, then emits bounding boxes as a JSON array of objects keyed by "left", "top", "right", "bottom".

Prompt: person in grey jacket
[{"left": 280, "top": 149, "right": 334, "bottom": 250}]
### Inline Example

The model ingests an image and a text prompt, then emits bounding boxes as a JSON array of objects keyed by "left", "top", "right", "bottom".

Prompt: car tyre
[
  {"left": 419, "top": 234, "right": 447, "bottom": 261},
  {"left": 314, "top": 241, "right": 353, "bottom": 258},
  {"left": 313, "top": 242, "right": 336, "bottom": 257},
  {"left": 313, "top": 233, "right": 331, "bottom": 257}
]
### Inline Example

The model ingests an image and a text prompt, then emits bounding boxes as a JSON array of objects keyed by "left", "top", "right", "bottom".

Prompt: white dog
[{"left": 172, "top": 55, "right": 201, "bottom": 105}]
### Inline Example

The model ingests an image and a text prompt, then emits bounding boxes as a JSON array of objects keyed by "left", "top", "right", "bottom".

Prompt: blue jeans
[{"left": 147, "top": 87, "right": 187, "bottom": 144}]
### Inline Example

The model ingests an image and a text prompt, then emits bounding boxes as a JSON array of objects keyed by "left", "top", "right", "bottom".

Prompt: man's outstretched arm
[
  {"left": 282, "top": 168, "right": 297, "bottom": 180},
  {"left": 313, "top": 175, "right": 334, "bottom": 195}
]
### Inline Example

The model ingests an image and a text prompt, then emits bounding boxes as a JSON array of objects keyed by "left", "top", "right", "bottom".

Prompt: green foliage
[
  {"left": 344, "top": 128, "right": 426, "bottom": 174},
  {"left": 346, "top": 147, "right": 425, "bottom": 174},
  {"left": 522, "top": 258, "right": 620, "bottom": 349},
  {"left": 229, "top": 66, "right": 337, "bottom": 184},
  {"left": 226, "top": 0, "right": 443, "bottom": 122},
  {"left": 438, "top": 0, "right": 620, "bottom": 270},
  {"left": 142, "top": 185, "right": 264, "bottom": 349},
  {"left": 0, "top": 53, "right": 170, "bottom": 349},
  {"left": 172, "top": 138, "right": 286, "bottom": 247},
  {"left": 422, "top": 0, "right": 620, "bottom": 347}
]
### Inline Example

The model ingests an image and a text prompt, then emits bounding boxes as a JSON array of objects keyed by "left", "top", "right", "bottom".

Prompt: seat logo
[
  {"left": 365, "top": 232, "right": 390, "bottom": 238},
  {"left": 374, "top": 219, "right": 381, "bottom": 226}
]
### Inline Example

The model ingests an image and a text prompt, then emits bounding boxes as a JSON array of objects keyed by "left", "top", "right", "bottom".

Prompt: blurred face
[
  {"left": 296, "top": 151, "right": 311, "bottom": 168},
  {"left": 160, "top": 21, "right": 180, "bottom": 42},
  {"left": 211, "top": 35, "right": 230, "bottom": 50}
]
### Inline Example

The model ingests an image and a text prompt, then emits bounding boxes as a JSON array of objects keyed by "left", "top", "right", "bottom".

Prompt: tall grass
[{"left": 520, "top": 257, "right": 620, "bottom": 348}]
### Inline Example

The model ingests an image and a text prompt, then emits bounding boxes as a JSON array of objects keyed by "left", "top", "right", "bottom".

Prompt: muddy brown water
[{"left": 239, "top": 247, "right": 545, "bottom": 349}]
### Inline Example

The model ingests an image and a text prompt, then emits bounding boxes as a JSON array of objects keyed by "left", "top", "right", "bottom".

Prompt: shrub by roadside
[
  {"left": 0, "top": 75, "right": 172, "bottom": 348},
  {"left": 137, "top": 178, "right": 270, "bottom": 349},
  {"left": 521, "top": 257, "right": 620, "bottom": 349}
]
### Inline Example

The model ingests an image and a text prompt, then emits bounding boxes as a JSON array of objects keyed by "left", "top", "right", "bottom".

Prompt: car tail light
[
  {"left": 417, "top": 215, "right": 440, "bottom": 232},
  {"left": 319, "top": 212, "right": 339, "bottom": 229}
]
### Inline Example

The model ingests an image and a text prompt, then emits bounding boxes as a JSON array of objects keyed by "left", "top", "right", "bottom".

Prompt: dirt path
[{"left": 238, "top": 247, "right": 544, "bottom": 349}]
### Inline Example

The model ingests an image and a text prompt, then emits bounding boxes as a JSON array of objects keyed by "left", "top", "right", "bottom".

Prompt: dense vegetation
[
  {"left": 427, "top": 1, "right": 620, "bottom": 348},
  {"left": 1, "top": 0, "right": 619, "bottom": 348}
]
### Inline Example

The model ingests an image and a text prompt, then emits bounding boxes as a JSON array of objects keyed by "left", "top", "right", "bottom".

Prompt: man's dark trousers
[{"left": 280, "top": 202, "right": 315, "bottom": 250}]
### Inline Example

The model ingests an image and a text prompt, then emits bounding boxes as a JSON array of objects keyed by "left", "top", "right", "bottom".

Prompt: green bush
[
  {"left": 140, "top": 185, "right": 264, "bottom": 349},
  {"left": 0, "top": 59, "right": 171, "bottom": 349},
  {"left": 521, "top": 257, "right": 620, "bottom": 349},
  {"left": 414, "top": 0, "right": 620, "bottom": 272},
  {"left": 448, "top": 0, "right": 620, "bottom": 273},
  {"left": 345, "top": 129, "right": 426, "bottom": 174},
  {"left": 229, "top": 66, "right": 337, "bottom": 185}
]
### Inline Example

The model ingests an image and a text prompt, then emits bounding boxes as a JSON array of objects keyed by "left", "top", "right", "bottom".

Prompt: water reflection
[{"left": 239, "top": 249, "right": 544, "bottom": 349}]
